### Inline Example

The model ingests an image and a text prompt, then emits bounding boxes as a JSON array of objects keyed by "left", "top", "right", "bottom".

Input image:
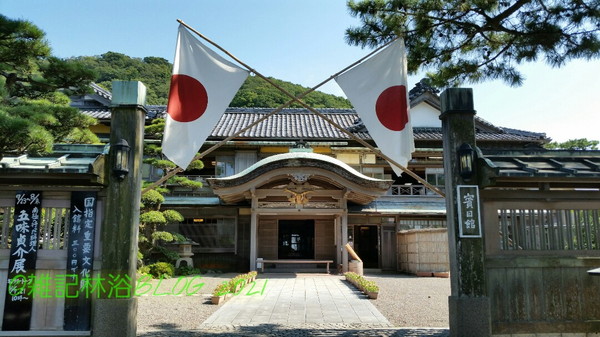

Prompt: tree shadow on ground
[{"left": 138, "top": 323, "right": 450, "bottom": 337}]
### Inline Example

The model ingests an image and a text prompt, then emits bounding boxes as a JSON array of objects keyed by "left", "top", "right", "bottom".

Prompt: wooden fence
[
  {"left": 0, "top": 195, "right": 102, "bottom": 333},
  {"left": 482, "top": 191, "right": 600, "bottom": 335}
]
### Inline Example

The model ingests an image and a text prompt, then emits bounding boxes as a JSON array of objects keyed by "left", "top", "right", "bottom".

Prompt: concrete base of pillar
[
  {"left": 449, "top": 295, "right": 491, "bottom": 337},
  {"left": 92, "top": 297, "right": 137, "bottom": 337}
]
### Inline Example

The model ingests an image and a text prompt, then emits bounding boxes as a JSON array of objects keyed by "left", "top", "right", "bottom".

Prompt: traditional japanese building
[{"left": 73, "top": 81, "right": 550, "bottom": 273}]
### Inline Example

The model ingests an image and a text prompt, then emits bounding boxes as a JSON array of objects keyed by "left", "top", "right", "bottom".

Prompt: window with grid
[{"left": 179, "top": 217, "right": 236, "bottom": 253}]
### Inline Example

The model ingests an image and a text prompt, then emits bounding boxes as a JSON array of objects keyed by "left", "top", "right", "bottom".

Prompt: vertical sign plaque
[
  {"left": 2, "top": 191, "right": 42, "bottom": 331},
  {"left": 456, "top": 185, "right": 482, "bottom": 238},
  {"left": 64, "top": 191, "right": 97, "bottom": 331}
]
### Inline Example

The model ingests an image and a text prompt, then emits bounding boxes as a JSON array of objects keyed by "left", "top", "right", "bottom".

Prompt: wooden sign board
[{"left": 456, "top": 185, "right": 482, "bottom": 238}]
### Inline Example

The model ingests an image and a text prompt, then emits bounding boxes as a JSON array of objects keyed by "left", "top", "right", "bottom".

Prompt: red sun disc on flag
[
  {"left": 375, "top": 85, "right": 409, "bottom": 131},
  {"left": 167, "top": 74, "right": 208, "bottom": 122}
]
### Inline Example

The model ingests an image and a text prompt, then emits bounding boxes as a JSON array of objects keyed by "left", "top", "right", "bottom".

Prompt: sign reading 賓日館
[{"left": 456, "top": 185, "right": 482, "bottom": 238}]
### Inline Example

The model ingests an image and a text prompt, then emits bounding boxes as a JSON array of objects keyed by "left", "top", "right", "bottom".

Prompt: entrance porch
[{"left": 208, "top": 152, "right": 392, "bottom": 272}]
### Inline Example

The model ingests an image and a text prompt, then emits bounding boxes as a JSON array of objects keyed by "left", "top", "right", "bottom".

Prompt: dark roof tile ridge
[
  {"left": 90, "top": 82, "right": 112, "bottom": 99},
  {"left": 223, "top": 107, "right": 356, "bottom": 114},
  {"left": 500, "top": 126, "right": 547, "bottom": 139}
]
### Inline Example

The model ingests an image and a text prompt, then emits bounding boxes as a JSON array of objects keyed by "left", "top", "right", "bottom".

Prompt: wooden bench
[{"left": 257, "top": 259, "right": 334, "bottom": 273}]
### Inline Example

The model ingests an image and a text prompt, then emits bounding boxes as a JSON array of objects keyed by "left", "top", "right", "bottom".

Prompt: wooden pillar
[
  {"left": 249, "top": 188, "right": 257, "bottom": 271},
  {"left": 335, "top": 215, "right": 341, "bottom": 271},
  {"left": 341, "top": 211, "right": 348, "bottom": 272},
  {"left": 440, "top": 88, "right": 491, "bottom": 337},
  {"left": 341, "top": 190, "right": 349, "bottom": 272},
  {"left": 93, "top": 81, "right": 146, "bottom": 337}
]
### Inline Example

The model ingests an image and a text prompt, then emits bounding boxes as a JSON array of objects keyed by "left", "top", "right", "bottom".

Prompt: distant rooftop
[{"left": 74, "top": 82, "right": 548, "bottom": 146}]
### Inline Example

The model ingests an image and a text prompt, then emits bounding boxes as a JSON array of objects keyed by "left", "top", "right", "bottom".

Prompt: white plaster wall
[{"left": 410, "top": 102, "right": 441, "bottom": 128}]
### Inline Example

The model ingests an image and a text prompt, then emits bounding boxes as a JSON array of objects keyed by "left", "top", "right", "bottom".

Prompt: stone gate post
[
  {"left": 440, "top": 88, "right": 491, "bottom": 337},
  {"left": 93, "top": 81, "right": 146, "bottom": 337}
]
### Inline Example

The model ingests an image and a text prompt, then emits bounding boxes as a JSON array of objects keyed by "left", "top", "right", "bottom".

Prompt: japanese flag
[
  {"left": 162, "top": 25, "right": 249, "bottom": 169},
  {"left": 335, "top": 40, "right": 414, "bottom": 177}
]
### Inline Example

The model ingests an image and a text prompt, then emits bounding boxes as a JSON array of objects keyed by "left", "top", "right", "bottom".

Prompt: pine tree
[
  {"left": 345, "top": 0, "right": 600, "bottom": 87},
  {"left": 0, "top": 15, "right": 98, "bottom": 155}
]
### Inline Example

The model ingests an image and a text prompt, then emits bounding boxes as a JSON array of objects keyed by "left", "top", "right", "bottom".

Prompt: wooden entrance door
[
  {"left": 278, "top": 220, "right": 315, "bottom": 259},
  {"left": 354, "top": 225, "right": 379, "bottom": 268},
  {"left": 381, "top": 226, "right": 397, "bottom": 270}
]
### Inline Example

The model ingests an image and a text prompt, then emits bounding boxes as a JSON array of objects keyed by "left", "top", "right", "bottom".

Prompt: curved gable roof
[{"left": 208, "top": 152, "right": 393, "bottom": 205}]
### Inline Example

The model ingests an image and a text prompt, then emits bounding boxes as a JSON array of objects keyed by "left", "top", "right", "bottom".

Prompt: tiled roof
[
  {"left": 80, "top": 107, "right": 546, "bottom": 143},
  {"left": 90, "top": 82, "right": 112, "bottom": 100},
  {"left": 80, "top": 108, "right": 112, "bottom": 119},
  {"left": 0, "top": 148, "right": 103, "bottom": 174},
  {"left": 211, "top": 109, "right": 370, "bottom": 140},
  {"left": 0, "top": 145, "right": 106, "bottom": 186},
  {"left": 481, "top": 149, "right": 600, "bottom": 178}
]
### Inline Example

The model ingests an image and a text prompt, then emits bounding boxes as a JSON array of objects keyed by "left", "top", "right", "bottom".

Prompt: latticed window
[
  {"left": 397, "top": 218, "right": 447, "bottom": 230},
  {"left": 498, "top": 209, "right": 600, "bottom": 250},
  {"left": 179, "top": 217, "right": 236, "bottom": 253}
]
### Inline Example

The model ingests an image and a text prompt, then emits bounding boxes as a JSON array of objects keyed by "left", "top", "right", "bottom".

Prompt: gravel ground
[
  {"left": 136, "top": 272, "right": 450, "bottom": 333},
  {"left": 364, "top": 272, "right": 450, "bottom": 328},
  {"left": 136, "top": 272, "right": 239, "bottom": 332}
]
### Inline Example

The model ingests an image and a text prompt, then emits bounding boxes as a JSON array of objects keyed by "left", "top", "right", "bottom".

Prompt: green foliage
[
  {"left": 172, "top": 233, "right": 187, "bottom": 242},
  {"left": 145, "top": 262, "right": 175, "bottom": 279},
  {"left": 162, "top": 209, "right": 184, "bottom": 223},
  {"left": 0, "top": 15, "right": 94, "bottom": 98},
  {"left": 63, "top": 127, "right": 101, "bottom": 144},
  {"left": 144, "top": 143, "right": 162, "bottom": 156},
  {"left": 155, "top": 245, "right": 180, "bottom": 262},
  {"left": 186, "top": 159, "right": 204, "bottom": 171},
  {"left": 72, "top": 52, "right": 171, "bottom": 105},
  {"left": 176, "top": 265, "right": 201, "bottom": 276},
  {"left": 211, "top": 272, "right": 257, "bottom": 298},
  {"left": 230, "top": 75, "right": 352, "bottom": 108},
  {"left": 345, "top": 0, "right": 600, "bottom": 87},
  {"left": 0, "top": 15, "right": 97, "bottom": 155},
  {"left": 137, "top": 265, "right": 150, "bottom": 275},
  {"left": 0, "top": 99, "right": 98, "bottom": 154},
  {"left": 361, "top": 280, "right": 379, "bottom": 293},
  {"left": 144, "top": 119, "right": 165, "bottom": 138},
  {"left": 151, "top": 231, "right": 174, "bottom": 242},
  {"left": 0, "top": 108, "right": 53, "bottom": 154},
  {"left": 345, "top": 272, "right": 379, "bottom": 293},
  {"left": 77, "top": 53, "right": 351, "bottom": 108},
  {"left": 212, "top": 282, "right": 230, "bottom": 296},
  {"left": 170, "top": 175, "right": 203, "bottom": 189},
  {"left": 545, "top": 138, "right": 599, "bottom": 150},
  {"left": 143, "top": 157, "right": 177, "bottom": 170},
  {"left": 139, "top": 210, "right": 166, "bottom": 225},
  {"left": 344, "top": 272, "right": 360, "bottom": 281},
  {"left": 141, "top": 190, "right": 165, "bottom": 209}
]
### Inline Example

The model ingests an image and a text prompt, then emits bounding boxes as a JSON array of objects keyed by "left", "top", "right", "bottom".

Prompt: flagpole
[
  {"left": 144, "top": 21, "right": 444, "bottom": 198},
  {"left": 177, "top": 20, "right": 445, "bottom": 198}
]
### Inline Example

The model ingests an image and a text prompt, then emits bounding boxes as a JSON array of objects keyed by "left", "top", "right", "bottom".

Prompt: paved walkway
[
  {"left": 166, "top": 274, "right": 451, "bottom": 336},
  {"left": 202, "top": 275, "right": 390, "bottom": 326}
]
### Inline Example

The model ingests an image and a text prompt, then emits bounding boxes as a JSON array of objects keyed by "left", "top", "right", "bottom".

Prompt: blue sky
[{"left": 3, "top": 0, "right": 599, "bottom": 142}]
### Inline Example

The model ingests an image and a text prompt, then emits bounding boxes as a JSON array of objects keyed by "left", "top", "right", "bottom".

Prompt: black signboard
[
  {"left": 2, "top": 191, "right": 42, "bottom": 331},
  {"left": 63, "top": 191, "right": 97, "bottom": 331}
]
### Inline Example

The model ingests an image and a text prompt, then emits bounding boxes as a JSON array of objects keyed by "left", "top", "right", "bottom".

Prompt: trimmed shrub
[
  {"left": 176, "top": 265, "right": 201, "bottom": 276},
  {"left": 212, "top": 283, "right": 229, "bottom": 296},
  {"left": 146, "top": 262, "right": 175, "bottom": 278}
]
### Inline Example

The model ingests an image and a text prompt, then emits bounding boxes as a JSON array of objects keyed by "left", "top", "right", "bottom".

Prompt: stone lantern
[{"left": 175, "top": 240, "right": 199, "bottom": 268}]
